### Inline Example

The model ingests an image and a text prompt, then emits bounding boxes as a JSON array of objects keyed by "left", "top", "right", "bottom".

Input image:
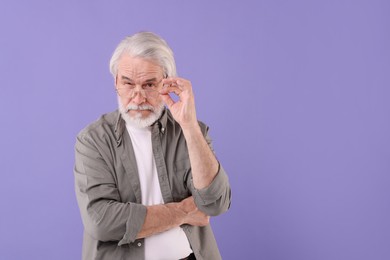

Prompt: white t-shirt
[{"left": 126, "top": 124, "right": 192, "bottom": 260}]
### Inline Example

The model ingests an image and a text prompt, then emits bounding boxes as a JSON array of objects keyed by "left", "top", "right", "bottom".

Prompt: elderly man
[{"left": 74, "top": 32, "right": 231, "bottom": 260}]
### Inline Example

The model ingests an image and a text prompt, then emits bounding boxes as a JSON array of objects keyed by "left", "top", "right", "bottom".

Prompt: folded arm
[
  {"left": 136, "top": 196, "right": 208, "bottom": 239},
  {"left": 74, "top": 132, "right": 208, "bottom": 245}
]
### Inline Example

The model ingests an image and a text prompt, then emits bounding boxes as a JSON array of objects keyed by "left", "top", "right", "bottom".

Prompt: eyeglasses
[
  {"left": 116, "top": 78, "right": 163, "bottom": 100},
  {"left": 116, "top": 88, "right": 160, "bottom": 99}
]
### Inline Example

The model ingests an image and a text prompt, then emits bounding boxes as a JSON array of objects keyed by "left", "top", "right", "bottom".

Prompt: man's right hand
[{"left": 179, "top": 196, "right": 210, "bottom": 227}]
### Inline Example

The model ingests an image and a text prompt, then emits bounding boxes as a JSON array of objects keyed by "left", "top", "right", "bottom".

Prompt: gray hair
[{"left": 109, "top": 32, "right": 177, "bottom": 78}]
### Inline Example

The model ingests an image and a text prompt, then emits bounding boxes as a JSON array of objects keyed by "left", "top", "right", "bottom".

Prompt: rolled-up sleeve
[
  {"left": 190, "top": 163, "right": 231, "bottom": 216},
  {"left": 74, "top": 132, "right": 146, "bottom": 245}
]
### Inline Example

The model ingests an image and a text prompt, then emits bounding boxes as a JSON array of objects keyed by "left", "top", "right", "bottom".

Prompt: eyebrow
[
  {"left": 120, "top": 76, "right": 133, "bottom": 83},
  {"left": 120, "top": 76, "right": 158, "bottom": 83}
]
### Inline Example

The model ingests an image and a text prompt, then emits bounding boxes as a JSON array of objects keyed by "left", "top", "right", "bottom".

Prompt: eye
[
  {"left": 144, "top": 83, "right": 156, "bottom": 88},
  {"left": 124, "top": 82, "right": 135, "bottom": 88}
]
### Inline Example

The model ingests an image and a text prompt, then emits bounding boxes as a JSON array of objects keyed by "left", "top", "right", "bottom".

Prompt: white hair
[
  {"left": 109, "top": 32, "right": 177, "bottom": 78},
  {"left": 117, "top": 96, "right": 165, "bottom": 128}
]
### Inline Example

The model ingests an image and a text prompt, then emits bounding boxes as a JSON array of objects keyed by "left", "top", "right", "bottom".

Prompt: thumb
[{"left": 160, "top": 93, "right": 175, "bottom": 109}]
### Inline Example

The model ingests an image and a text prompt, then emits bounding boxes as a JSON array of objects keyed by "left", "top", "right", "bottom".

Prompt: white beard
[{"left": 118, "top": 97, "right": 165, "bottom": 128}]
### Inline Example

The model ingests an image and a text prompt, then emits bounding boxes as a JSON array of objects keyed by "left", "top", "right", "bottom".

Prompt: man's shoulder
[{"left": 77, "top": 110, "right": 119, "bottom": 140}]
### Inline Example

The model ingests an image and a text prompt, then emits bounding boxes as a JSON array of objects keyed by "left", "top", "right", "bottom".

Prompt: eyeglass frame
[{"left": 115, "top": 75, "right": 167, "bottom": 100}]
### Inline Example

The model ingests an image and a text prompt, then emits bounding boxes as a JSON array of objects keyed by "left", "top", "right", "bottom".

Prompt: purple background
[{"left": 1, "top": 1, "right": 389, "bottom": 259}]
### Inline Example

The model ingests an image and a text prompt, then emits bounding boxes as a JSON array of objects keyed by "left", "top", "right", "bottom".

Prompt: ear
[{"left": 114, "top": 75, "right": 118, "bottom": 89}]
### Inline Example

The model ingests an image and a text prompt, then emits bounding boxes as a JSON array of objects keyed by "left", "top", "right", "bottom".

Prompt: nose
[{"left": 131, "top": 90, "right": 147, "bottom": 105}]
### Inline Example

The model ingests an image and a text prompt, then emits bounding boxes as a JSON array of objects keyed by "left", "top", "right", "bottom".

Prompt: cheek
[
  {"left": 151, "top": 96, "right": 164, "bottom": 106},
  {"left": 119, "top": 95, "right": 132, "bottom": 106}
]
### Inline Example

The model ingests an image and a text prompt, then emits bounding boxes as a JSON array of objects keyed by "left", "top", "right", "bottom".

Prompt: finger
[
  {"left": 175, "top": 79, "right": 185, "bottom": 89},
  {"left": 160, "top": 85, "right": 182, "bottom": 96},
  {"left": 160, "top": 93, "right": 175, "bottom": 109},
  {"left": 183, "top": 196, "right": 194, "bottom": 203},
  {"left": 160, "top": 79, "right": 184, "bottom": 96},
  {"left": 162, "top": 77, "right": 188, "bottom": 90},
  {"left": 161, "top": 78, "right": 176, "bottom": 88},
  {"left": 164, "top": 79, "right": 193, "bottom": 98},
  {"left": 162, "top": 77, "right": 182, "bottom": 84}
]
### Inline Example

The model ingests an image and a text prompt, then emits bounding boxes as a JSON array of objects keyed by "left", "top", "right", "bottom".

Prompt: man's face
[{"left": 116, "top": 55, "right": 165, "bottom": 127}]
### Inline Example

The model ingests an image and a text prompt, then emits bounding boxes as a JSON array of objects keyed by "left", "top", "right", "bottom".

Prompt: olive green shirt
[{"left": 74, "top": 109, "right": 231, "bottom": 260}]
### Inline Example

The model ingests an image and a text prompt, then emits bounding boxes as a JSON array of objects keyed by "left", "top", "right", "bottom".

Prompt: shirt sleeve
[
  {"left": 190, "top": 163, "right": 231, "bottom": 216},
  {"left": 74, "top": 132, "right": 146, "bottom": 245}
]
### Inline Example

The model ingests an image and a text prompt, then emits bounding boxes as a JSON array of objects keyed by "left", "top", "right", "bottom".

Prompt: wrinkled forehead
[{"left": 117, "top": 54, "right": 164, "bottom": 81}]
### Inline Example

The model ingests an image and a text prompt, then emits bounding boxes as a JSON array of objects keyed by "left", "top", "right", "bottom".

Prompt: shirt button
[{"left": 137, "top": 242, "right": 142, "bottom": 247}]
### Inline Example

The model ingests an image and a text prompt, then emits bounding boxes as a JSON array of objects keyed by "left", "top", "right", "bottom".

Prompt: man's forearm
[
  {"left": 182, "top": 125, "right": 219, "bottom": 190},
  {"left": 136, "top": 203, "right": 184, "bottom": 239},
  {"left": 136, "top": 197, "right": 208, "bottom": 239}
]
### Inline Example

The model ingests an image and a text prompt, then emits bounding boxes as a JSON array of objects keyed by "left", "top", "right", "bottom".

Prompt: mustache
[{"left": 125, "top": 104, "right": 155, "bottom": 113}]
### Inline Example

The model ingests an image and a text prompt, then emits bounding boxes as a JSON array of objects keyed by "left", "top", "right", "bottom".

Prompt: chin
[{"left": 129, "top": 110, "right": 152, "bottom": 118}]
